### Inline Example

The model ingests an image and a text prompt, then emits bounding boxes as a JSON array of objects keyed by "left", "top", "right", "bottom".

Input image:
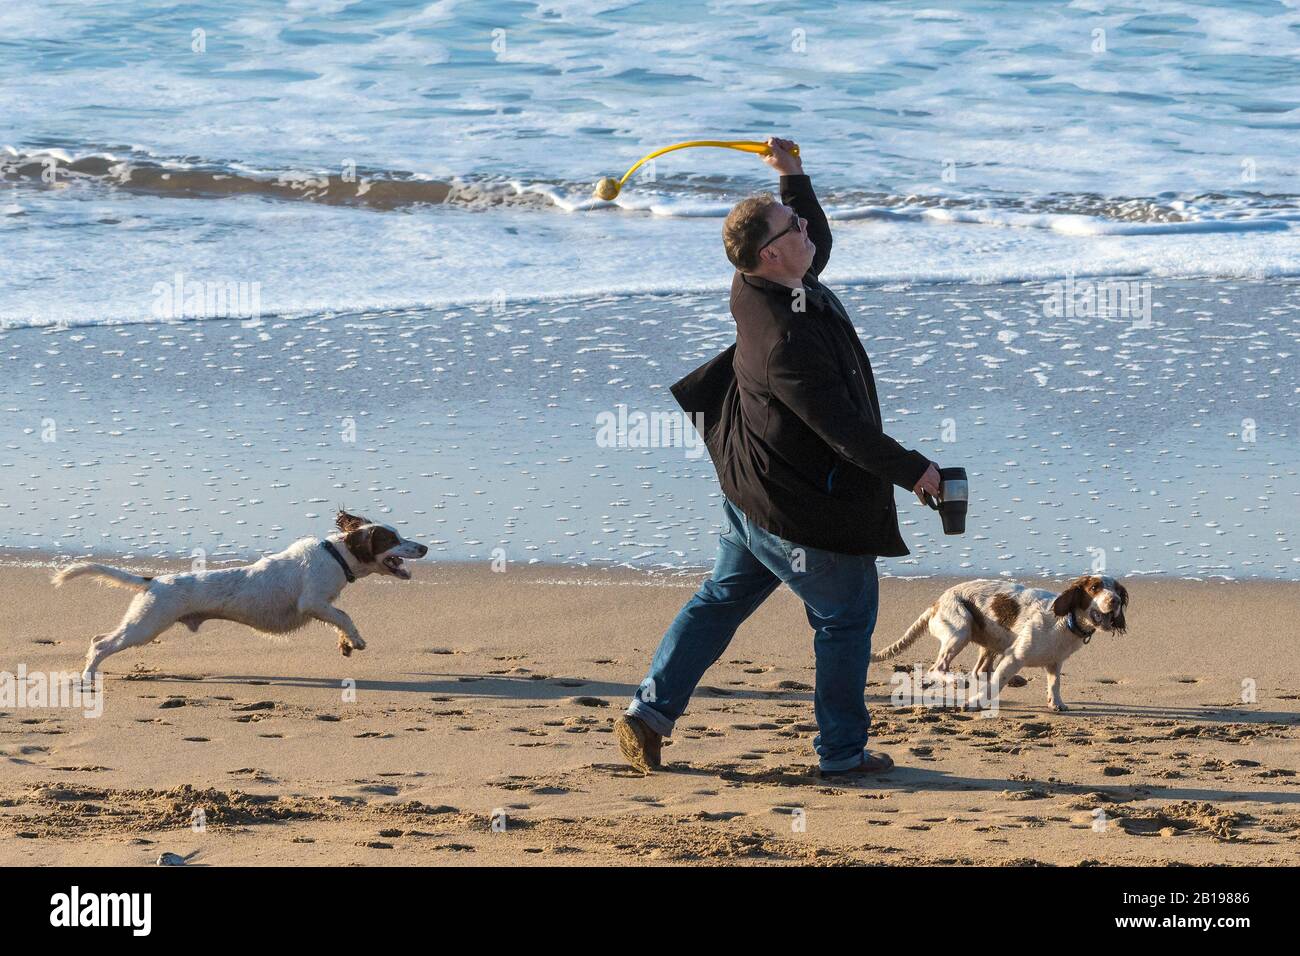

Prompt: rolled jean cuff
[
  {"left": 818, "top": 749, "right": 869, "bottom": 773},
  {"left": 626, "top": 699, "right": 674, "bottom": 738}
]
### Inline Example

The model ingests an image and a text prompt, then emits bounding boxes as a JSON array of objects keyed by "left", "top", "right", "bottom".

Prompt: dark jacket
[{"left": 670, "top": 174, "right": 932, "bottom": 557}]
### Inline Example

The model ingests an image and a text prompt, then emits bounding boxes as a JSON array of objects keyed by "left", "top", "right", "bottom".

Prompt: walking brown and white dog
[
  {"left": 871, "top": 575, "right": 1129, "bottom": 711},
  {"left": 54, "top": 510, "right": 428, "bottom": 681}
]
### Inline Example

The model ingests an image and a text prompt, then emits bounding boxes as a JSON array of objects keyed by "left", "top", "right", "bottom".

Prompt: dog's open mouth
[
  {"left": 382, "top": 555, "right": 411, "bottom": 580},
  {"left": 1090, "top": 607, "right": 1114, "bottom": 628}
]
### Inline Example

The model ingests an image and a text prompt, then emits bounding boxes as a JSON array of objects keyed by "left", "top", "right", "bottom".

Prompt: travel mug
[{"left": 922, "top": 466, "right": 968, "bottom": 535}]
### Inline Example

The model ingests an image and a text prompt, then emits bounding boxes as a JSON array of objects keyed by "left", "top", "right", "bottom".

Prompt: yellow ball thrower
[{"left": 593, "top": 140, "right": 800, "bottom": 201}]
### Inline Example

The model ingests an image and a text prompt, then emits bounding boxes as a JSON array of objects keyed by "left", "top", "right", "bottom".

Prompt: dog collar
[
  {"left": 1065, "top": 610, "right": 1095, "bottom": 644},
  {"left": 322, "top": 539, "right": 356, "bottom": 583}
]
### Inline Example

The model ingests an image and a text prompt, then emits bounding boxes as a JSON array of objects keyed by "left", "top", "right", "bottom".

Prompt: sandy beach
[{"left": 3, "top": 560, "right": 1296, "bottom": 866}]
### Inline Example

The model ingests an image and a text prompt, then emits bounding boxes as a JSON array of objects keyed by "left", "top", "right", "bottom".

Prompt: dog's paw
[{"left": 1049, "top": 701, "right": 1069, "bottom": 712}]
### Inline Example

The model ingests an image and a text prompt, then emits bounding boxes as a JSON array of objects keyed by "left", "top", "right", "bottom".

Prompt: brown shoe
[
  {"left": 615, "top": 714, "right": 662, "bottom": 774},
  {"left": 819, "top": 749, "right": 895, "bottom": 778}
]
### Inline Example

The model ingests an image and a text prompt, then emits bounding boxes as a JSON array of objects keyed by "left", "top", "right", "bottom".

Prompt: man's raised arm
[{"left": 763, "top": 137, "right": 831, "bottom": 277}]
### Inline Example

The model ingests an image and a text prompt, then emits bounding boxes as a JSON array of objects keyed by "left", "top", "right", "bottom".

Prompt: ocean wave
[
  {"left": 0, "top": 146, "right": 550, "bottom": 212},
  {"left": 5, "top": 144, "right": 1296, "bottom": 237}
]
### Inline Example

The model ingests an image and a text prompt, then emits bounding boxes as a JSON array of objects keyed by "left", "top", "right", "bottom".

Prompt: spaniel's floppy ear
[
  {"left": 1113, "top": 582, "right": 1129, "bottom": 633},
  {"left": 1051, "top": 577, "right": 1089, "bottom": 617},
  {"left": 336, "top": 508, "right": 370, "bottom": 534},
  {"left": 343, "top": 526, "right": 375, "bottom": 564}
]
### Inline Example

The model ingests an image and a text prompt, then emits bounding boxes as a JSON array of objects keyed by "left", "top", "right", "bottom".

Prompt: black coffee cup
[{"left": 922, "top": 466, "right": 968, "bottom": 535}]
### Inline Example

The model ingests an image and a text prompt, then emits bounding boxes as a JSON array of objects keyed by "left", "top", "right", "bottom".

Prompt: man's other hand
[
  {"left": 763, "top": 137, "right": 803, "bottom": 176},
  {"left": 913, "top": 462, "right": 941, "bottom": 503}
]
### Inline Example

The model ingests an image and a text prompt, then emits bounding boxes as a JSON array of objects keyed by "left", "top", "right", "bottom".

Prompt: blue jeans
[{"left": 627, "top": 497, "right": 880, "bottom": 771}]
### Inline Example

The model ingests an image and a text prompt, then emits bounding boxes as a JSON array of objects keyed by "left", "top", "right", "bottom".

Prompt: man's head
[{"left": 722, "top": 192, "right": 814, "bottom": 281}]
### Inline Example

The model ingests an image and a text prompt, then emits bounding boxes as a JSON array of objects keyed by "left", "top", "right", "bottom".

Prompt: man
[{"left": 615, "top": 136, "right": 943, "bottom": 776}]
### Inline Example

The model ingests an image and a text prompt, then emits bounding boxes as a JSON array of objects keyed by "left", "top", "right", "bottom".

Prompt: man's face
[{"left": 759, "top": 204, "right": 815, "bottom": 274}]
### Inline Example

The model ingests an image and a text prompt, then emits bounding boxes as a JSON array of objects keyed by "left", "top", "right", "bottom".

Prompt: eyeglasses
[{"left": 758, "top": 209, "right": 803, "bottom": 251}]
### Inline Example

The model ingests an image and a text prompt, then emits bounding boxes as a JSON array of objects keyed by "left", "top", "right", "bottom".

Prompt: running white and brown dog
[
  {"left": 871, "top": 575, "right": 1130, "bottom": 712},
  {"left": 54, "top": 509, "right": 427, "bottom": 681}
]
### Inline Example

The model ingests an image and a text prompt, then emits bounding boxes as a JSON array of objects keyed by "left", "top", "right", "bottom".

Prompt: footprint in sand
[
  {"left": 227, "top": 767, "right": 276, "bottom": 782},
  {"left": 353, "top": 783, "right": 401, "bottom": 796},
  {"left": 561, "top": 716, "right": 598, "bottom": 733},
  {"left": 1000, "top": 788, "right": 1049, "bottom": 800},
  {"left": 490, "top": 668, "right": 546, "bottom": 679}
]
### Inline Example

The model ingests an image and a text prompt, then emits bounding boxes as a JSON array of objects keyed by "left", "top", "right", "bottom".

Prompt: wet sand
[{"left": 2, "top": 277, "right": 1296, "bottom": 578}]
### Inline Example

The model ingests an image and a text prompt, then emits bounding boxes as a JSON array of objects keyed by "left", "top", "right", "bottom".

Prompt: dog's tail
[
  {"left": 870, "top": 605, "right": 935, "bottom": 663},
  {"left": 52, "top": 562, "right": 153, "bottom": 592}
]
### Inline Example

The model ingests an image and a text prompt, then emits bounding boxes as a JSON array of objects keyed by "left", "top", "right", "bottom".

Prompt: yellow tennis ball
[{"left": 593, "top": 177, "right": 621, "bottom": 201}]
